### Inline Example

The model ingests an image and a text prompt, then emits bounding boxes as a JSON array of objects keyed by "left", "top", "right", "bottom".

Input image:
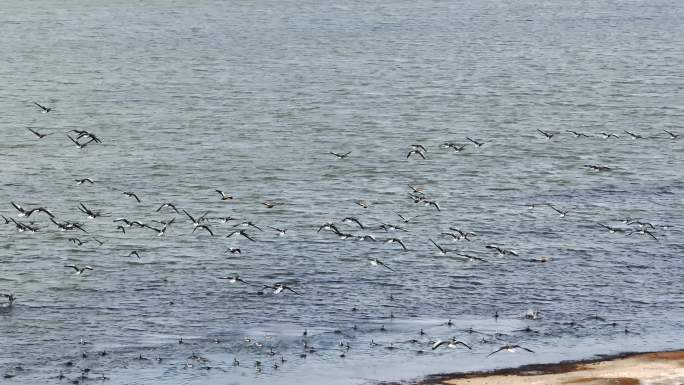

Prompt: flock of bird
[{"left": 0, "top": 101, "right": 678, "bottom": 383}]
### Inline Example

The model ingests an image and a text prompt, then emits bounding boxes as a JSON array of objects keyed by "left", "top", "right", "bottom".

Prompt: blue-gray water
[{"left": 1, "top": 0, "right": 683, "bottom": 384}]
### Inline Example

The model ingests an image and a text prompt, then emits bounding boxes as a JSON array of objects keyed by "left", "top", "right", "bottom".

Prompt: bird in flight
[
  {"left": 219, "top": 275, "right": 249, "bottom": 284},
  {"left": 27, "top": 127, "right": 52, "bottom": 139},
  {"left": 407, "top": 149, "right": 426, "bottom": 159},
  {"left": 64, "top": 264, "right": 94, "bottom": 275},
  {"left": 215, "top": 190, "right": 233, "bottom": 200},
  {"left": 33, "top": 101, "right": 52, "bottom": 113},
  {"left": 330, "top": 151, "right": 352, "bottom": 159},
  {"left": 156, "top": 203, "right": 179, "bottom": 213},
  {"left": 226, "top": 230, "right": 256, "bottom": 242},
  {"left": 75, "top": 178, "right": 94, "bottom": 185},
  {"left": 431, "top": 338, "right": 472, "bottom": 350},
  {"left": 487, "top": 344, "right": 534, "bottom": 357},
  {"left": 369, "top": 258, "right": 394, "bottom": 271},
  {"left": 384, "top": 238, "right": 407, "bottom": 251},
  {"left": 537, "top": 129, "right": 554, "bottom": 139},
  {"left": 122, "top": 191, "right": 141, "bottom": 203},
  {"left": 663, "top": 129, "right": 679, "bottom": 140}
]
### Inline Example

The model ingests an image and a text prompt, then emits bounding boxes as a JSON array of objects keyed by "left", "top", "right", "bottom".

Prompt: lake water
[{"left": 1, "top": 0, "right": 683, "bottom": 384}]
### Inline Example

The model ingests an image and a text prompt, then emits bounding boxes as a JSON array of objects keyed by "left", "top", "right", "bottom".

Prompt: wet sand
[{"left": 410, "top": 351, "right": 684, "bottom": 385}]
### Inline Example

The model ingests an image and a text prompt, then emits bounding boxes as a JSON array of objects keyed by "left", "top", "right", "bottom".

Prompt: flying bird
[
  {"left": 27, "top": 127, "right": 52, "bottom": 138},
  {"left": 75, "top": 178, "right": 94, "bottom": 185},
  {"left": 384, "top": 238, "right": 407, "bottom": 251},
  {"left": 33, "top": 101, "right": 52, "bottom": 113},
  {"left": 219, "top": 275, "right": 249, "bottom": 284},
  {"left": 537, "top": 129, "right": 554, "bottom": 139},
  {"left": 122, "top": 191, "right": 141, "bottom": 203},
  {"left": 156, "top": 203, "right": 179, "bottom": 213},
  {"left": 330, "top": 151, "right": 352, "bottom": 159},
  {"left": 215, "top": 190, "right": 233, "bottom": 200},
  {"left": 466, "top": 137, "right": 485, "bottom": 147},
  {"left": 369, "top": 258, "right": 394, "bottom": 271},
  {"left": 431, "top": 338, "right": 472, "bottom": 350},
  {"left": 226, "top": 230, "right": 256, "bottom": 242},
  {"left": 407, "top": 149, "right": 426, "bottom": 159},
  {"left": 64, "top": 264, "right": 94, "bottom": 275},
  {"left": 487, "top": 344, "right": 534, "bottom": 357}
]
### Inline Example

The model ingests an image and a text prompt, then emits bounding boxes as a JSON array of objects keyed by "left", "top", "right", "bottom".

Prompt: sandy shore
[{"left": 413, "top": 351, "right": 684, "bottom": 385}]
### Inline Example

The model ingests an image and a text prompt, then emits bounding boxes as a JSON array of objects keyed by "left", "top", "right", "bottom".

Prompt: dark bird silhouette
[
  {"left": 624, "top": 130, "right": 644, "bottom": 140},
  {"left": 663, "top": 129, "right": 679, "bottom": 140},
  {"left": 156, "top": 203, "right": 179, "bottom": 213},
  {"left": 215, "top": 190, "right": 233, "bottom": 200},
  {"left": 64, "top": 264, "right": 94, "bottom": 275},
  {"left": 585, "top": 165, "right": 611, "bottom": 172},
  {"left": 33, "top": 101, "right": 52, "bottom": 112},
  {"left": 537, "top": 129, "right": 554, "bottom": 139},
  {"left": 183, "top": 209, "right": 208, "bottom": 228},
  {"left": 122, "top": 191, "right": 141, "bottom": 203},
  {"left": 330, "top": 151, "right": 351, "bottom": 159},
  {"left": 75, "top": 178, "right": 94, "bottom": 185},
  {"left": 432, "top": 338, "right": 472, "bottom": 350},
  {"left": 487, "top": 344, "right": 534, "bottom": 357},
  {"left": 407, "top": 149, "right": 426, "bottom": 159},
  {"left": 27, "top": 127, "right": 52, "bottom": 138},
  {"left": 66, "top": 134, "right": 96, "bottom": 149},
  {"left": 1, "top": 293, "right": 16, "bottom": 306},
  {"left": 78, "top": 203, "right": 104, "bottom": 218},
  {"left": 342, "top": 217, "right": 364, "bottom": 229},
  {"left": 567, "top": 130, "right": 590, "bottom": 138},
  {"left": 369, "top": 258, "right": 394, "bottom": 271},
  {"left": 226, "top": 230, "right": 256, "bottom": 242},
  {"left": 466, "top": 137, "right": 485, "bottom": 147},
  {"left": 193, "top": 224, "right": 214, "bottom": 236},
  {"left": 264, "top": 283, "right": 300, "bottom": 295},
  {"left": 384, "top": 237, "right": 407, "bottom": 251},
  {"left": 219, "top": 275, "right": 249, "bottom": 284},
  {"left": 50, "top": 218, "right": 87, "bottom": 233}
]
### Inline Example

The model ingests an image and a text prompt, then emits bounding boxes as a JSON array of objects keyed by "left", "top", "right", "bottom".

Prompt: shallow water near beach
[{"left": 1, "top": 0, "right": 683, "bottom": 384}]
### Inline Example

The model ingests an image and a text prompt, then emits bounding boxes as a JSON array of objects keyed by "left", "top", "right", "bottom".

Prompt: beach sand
[{"left": 417, "top": 351, "right": 684, "bottom": 385}]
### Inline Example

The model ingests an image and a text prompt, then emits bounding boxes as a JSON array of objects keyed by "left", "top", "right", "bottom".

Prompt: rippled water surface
[{"left": 1, "top": 0, "right": 683, "bottom": 384}]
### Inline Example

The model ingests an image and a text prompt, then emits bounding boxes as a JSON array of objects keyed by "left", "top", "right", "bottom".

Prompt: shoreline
[{"left": 390, "top": 350, "right": 684, "bottom": 385}]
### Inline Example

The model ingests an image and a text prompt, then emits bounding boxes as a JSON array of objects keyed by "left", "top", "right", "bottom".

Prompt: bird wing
[
  {"left": 487, "top": 347, "right": 507, "bottom": 357},
  {"left": 64, "top": 265, "right": 79, "bottom": 271},
  {"left": 182, "top": 209, "right": 196, "bottom": 223},
  {"left": 430, "top": 238, "right": 445, "bottom": 253},
  {"left": 285, "top": 286, "right": 300, "bottom": 295},
  {"left": 455, "top": 341, "right": 472, "bottom": 350},
  {"left": 431, "top": 340, "right": 446, "bottom": 350},
  {"left": 241, "top": 231, "right": 256, "bottom": 242},
  {"left": 513, "top": 345, "right": 534, "bottom": 353},
  {"left": 379, "top": 261, "right": 394, "bottom": 271},
  {"left": 11, "top": 202, "right": 23, "bottom": 212},
  {"left": 66, "top": 134, "right": 82, "bottom": 146}
]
